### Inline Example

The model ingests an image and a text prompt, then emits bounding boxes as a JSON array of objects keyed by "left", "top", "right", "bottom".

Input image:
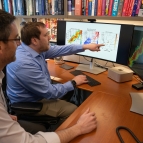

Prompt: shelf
[
  {"left": 67, "top": 15, "right": 143, "bottom": 21},
  {"left": 16, "top": 15, "right": 66, "bottom": 19}
]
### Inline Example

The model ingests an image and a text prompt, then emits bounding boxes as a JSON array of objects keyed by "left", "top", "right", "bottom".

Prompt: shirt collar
[{"left": 21, "top": 42, "right": 40, "bottom": 58}]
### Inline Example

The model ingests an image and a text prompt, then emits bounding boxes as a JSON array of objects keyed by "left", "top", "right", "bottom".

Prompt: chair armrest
[{"left": 11, "top": 102, "right": 43, "bottom": 114}]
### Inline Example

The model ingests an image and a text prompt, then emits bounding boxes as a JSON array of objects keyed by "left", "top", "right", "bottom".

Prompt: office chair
[{"left": 2, "top": 66, "right": 59, "bottom": 130}]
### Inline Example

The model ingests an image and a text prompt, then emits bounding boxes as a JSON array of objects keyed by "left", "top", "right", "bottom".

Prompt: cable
[
  {"left": 133, "top": 75, "right": 143, "bottom": 83},
  {"left": 116, "top": 126, "right": 142, "bottom": 143}
]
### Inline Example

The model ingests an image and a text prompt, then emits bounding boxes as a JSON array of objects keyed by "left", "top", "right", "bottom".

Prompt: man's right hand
[
  {"left": 76, "top": 108, "right": 97, "bottom": 135},
  {"left": 72, "top": 75, "right": 88, "bottom": 86}
]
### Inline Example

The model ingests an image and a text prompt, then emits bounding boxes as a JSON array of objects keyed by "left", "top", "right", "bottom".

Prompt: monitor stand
[{"left": 76, "top": 58, "right": 106, "bottom": 75}]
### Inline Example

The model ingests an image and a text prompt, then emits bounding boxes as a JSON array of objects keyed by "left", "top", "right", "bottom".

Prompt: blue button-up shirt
[{"left": 7, "top": 43, "right": 84, "bottom": 103}]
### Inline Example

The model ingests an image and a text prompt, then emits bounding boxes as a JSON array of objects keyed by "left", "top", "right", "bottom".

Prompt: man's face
[
  {"left": 0, "top": 22, "right": 19, "bottom": 65},
  {"left": 38, "top": 27, "right": 50, "bottom": 53}
]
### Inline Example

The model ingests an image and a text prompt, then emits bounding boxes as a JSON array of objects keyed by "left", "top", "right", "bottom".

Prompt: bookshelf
[{"left": 1, "top": 0, "right": 142, "bottom": 21}]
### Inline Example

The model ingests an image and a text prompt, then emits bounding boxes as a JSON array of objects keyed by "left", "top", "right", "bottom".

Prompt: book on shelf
[
  {"left": 88, "top": 0, "right": 92, "bottom": 15},
  {"left": 117, "top": 0, "right": 124, "bottom": 16},
  {"left": 112, "top": 0, "right": 119, "bottom": 16},
  {"left": 102, "top": 0, "right": 106, "bottom": 16},
  {"left": 138, "top": 1, "right": 143, "bottom": 17},
  {"left": 75, "top": 0, "right": 82, "bottom": 15},
  {"left": 97, "top": 0, "right": 102, "bottom": 16},
  {"left": 105, "top": 0, "right": 110, "bottom": 15},
  {"left": 68, "top": 0, "right": 72, "bottom": 15},
  {"left": 135, "top": 0, "right": 141, "bottom": 15}
]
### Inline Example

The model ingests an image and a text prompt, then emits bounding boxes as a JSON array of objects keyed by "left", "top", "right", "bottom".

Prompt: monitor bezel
[{"left": 57, "top": 20, "right": 134, "bottom": 66}]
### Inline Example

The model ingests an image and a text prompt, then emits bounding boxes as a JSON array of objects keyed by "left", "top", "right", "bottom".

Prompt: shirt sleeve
[
  {"left": 38, "top": 132, "right": 61, "bottom": 143},
  {"left": 11, "top": 63, "right": 74, "bottom": 101},
  {"left": 43, "top": 44, "right": 84, "bottom": 59},
  {"left": 0, "top": 101, "right": 47, "bottom": 143}
]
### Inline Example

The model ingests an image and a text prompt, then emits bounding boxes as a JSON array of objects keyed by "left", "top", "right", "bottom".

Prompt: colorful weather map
[{"left": 65, "top": 22, "right": 121, "bottom": 62}]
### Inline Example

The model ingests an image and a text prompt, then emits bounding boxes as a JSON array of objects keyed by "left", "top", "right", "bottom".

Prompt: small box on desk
[{"left": 108, "top": 67, "right": 133, "bottom": 82}]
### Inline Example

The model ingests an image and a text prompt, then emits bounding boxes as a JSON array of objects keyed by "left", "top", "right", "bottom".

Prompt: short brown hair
[
  {"left": 21, "top": 22, "right": 46, "bottom": 45},
  {"left": 0, "top": 10, "right": 16, "bottom": 43}
]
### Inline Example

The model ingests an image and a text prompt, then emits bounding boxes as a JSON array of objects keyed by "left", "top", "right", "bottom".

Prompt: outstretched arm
[{"left": 56, "top": 108, "right": 97, "bottom": 143}]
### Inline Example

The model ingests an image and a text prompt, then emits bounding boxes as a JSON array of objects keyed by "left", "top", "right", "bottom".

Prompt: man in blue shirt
[{"left": 7, "top": 22, "right": 104, "bottom": 119}]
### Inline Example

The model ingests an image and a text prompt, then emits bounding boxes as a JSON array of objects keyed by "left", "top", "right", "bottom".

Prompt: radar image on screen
[
  {"left": 65, "top": 22, "right": 121, "bottom": 62},
  {"left": 128, "top": 26, "right": 143, "bottom": 80}
]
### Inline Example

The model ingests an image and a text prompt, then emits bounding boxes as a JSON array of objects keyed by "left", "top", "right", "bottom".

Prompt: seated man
[
  {"left": 0, "top": 9, "right": 97, "bottom": 143},
  {"left": 6, "top": 21, "right": 104, "bottom": 119}
]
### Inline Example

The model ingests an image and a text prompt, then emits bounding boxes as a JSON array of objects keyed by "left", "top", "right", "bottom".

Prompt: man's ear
[{"left": 31, "top": 38, "right": 38, "bottom": 45}]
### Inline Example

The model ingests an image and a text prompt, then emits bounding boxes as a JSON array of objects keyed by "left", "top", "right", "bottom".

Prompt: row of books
[
  {"left": 68, "top": 0, "right": 143, "bottom": 17},
  {"left": 0, "top": 0, "right": 64, "bottom": 16}
]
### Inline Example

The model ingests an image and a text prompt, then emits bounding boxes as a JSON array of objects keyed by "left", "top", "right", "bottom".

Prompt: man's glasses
[{"left": 0, "top": 36, "right": 21, "bottom": 42}]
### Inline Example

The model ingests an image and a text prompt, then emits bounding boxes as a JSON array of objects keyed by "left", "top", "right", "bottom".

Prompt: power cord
[{"left": 116, "top": 126, "right": 142, "bottom": 143}]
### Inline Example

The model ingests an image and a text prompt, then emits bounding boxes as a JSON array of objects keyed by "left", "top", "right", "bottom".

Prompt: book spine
[
  {"left": 131, "top": 0, "right": 138, "bottom": 16},
  {"left": 91, "top": 0, "right": 95, "bottom": 16},
  {"left": 125, "top": 0, "right": 131, "bottom": 16},
  {"left": 68, "top": 0, "right": 72, "bottom": 15},
  {"left": 32, "top": 0, "right": 36, "bottom": 15},
  {"left": 35, "top": 0, "right": 39, "bottom": 15},
  {"left": 38, "top": 0, "right": 42, "bottom": 15},
  {"left": 83, "top": 0, "right": 86, "bottom": 15},
  {"left": 41, "top": 0, "right": 45, "bottom": 15},
  {"left": 71, "top": 0, "right": 75, "bottom": 15},
  {"left": 17, "top": 0, "right": 21, "bottom": 15},
  {"left": 102, "top": 0, "right": 106, "bottom": 15},
  {"left": 61, "top": 0, "right": 64, "bottom": 14},
  {"left": 117, "top": 0, "right": 124, "bottom": 16},
  {"left": 48, "top": 0, "right": 52, "bottom": 14},
  {"left": 28, "top": 0, "right": 33, "bottom": 15},
  {"left": 105, "top": 0, "right": 110, "bottom": 15},
  {"left": 55, "top": 0, "right": 59, "bottom": 15},
  {"left": 12, "top": 0, "right": 17, "bottom": 15},
  {"left": 75, "top": 0, "right": 82, "bottom": 15},
  {"left": 85, "top": 0, "right": 88, "bottom": 15},
  {"left": 94, "top": 0, "right": 98, "bottom": 15},
  {"left": 8, "top": 0, "right": 13, "bottom": 14},
  {"left": 112, "top": 0, "right": 119, "bottom": 16},
  {"left": 45, "top": 0, "right": 48, "bottom": 14},
  {"left": 122, "top": 0, "right": 128, "bottom": 16},
  {"left": 108, "top": 0, "right": 113, "bottom": 15},
  {"left": 88, "top": 0, "right": 92, "bottom": 15},
  {"left": 3, "top": 0, "right": 9, "bottom": 12},
  {"left": 97, "top": 0, "right": 102, "bottom": 16},
  {"left": 58, "top": 0, "right": 62, "bottom": 15},
  {"left": 128, "top": 0, "right": 135, "bottom": 16},
  {"left": 52, "top": 0, "right": 55, "bottom": 15},
  {"left": 135, "top": 0, "right": 141, "bottom": 15},
  {"left": 138, "top": 2, "right": 143, "bottom": 16}
]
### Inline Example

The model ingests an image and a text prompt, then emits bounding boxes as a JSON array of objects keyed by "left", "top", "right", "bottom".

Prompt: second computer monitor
[{"left": 57, "top": 21, "right": 134, "bottom": 66}]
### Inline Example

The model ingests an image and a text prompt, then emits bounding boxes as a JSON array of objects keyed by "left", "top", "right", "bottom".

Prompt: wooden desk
[{"left": 47, "top": 60, "right": 143, "bottom": 143}]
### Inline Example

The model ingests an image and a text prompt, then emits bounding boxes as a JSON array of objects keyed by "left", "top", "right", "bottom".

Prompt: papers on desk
[{"left": 130, "top": 92, "right": 143, "bottom": 115}]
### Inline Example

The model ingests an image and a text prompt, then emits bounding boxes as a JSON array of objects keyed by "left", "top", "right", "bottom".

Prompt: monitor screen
[
  {"left": 128, "top": 26, "right": 143, "bottom": 80},
  {"left": 57, "top": 21, "right": 134, "bottom": 65}
]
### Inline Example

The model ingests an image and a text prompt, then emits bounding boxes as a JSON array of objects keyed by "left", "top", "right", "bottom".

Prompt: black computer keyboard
[{"left": 70, "top": 70, "right": 101, "bottom": 87}]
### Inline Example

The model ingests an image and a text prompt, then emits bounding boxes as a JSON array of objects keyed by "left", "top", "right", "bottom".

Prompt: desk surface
[{"left": 48, "top": 60, "right": 143, "bottom": 143}]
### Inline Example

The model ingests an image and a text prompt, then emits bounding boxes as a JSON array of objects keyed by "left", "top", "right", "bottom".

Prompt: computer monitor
[
  {"left": 128, "top": 26, "right": 143, "bottom": 90},
  {"left": 57, "top": 21, "right": 134, "bottom": 74}
]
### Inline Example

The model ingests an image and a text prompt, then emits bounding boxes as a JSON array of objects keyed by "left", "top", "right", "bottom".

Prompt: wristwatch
[{"left": 71, "top": 80, "right": 76, "bottom": 88}]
